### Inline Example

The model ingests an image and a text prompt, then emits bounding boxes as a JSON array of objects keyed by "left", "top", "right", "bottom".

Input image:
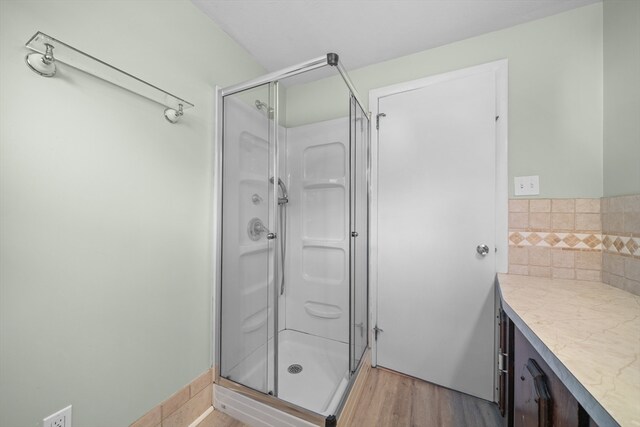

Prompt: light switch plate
[{"left": 514, "top": 175, "right": 540, "bottom": 196}]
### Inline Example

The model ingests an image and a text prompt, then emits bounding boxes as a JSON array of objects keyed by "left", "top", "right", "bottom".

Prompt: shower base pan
[
  {"left": 219, "top": 329, "right": 349, "bottom": 426},
  {"left": 277, "top": 329, "right": 349, "bottom": 415}
]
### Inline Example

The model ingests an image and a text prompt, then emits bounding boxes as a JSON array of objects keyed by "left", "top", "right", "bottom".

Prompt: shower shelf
[
  {"left": 24, "top": 31, "right": 194, "bottom": 113},
  {"left": 303, "top": 179, "right": 345, "bottom": 189}
]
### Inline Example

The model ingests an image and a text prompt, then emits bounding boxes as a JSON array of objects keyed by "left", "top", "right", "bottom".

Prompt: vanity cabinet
[
  {"left": 498, "top": 309, "right": 514, "bottom": 427},
  {"left": 498, "top": 308, "right": 598, "bottom": 427}
]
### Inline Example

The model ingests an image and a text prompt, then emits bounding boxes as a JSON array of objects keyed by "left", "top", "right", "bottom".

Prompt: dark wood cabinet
[
  {"left": 516, "top": 357, "right": 552, "bottom": 427},
  {"left": 499, "top": 308, "right": 598, "bottom": 427},
  {"left": 498, "top": 308, "right": 514, "bottom": 427}
]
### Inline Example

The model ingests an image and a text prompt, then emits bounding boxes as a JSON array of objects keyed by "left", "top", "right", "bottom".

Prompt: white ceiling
[{"left": 192, "top": 0, "right": 599, "bottom": 80}]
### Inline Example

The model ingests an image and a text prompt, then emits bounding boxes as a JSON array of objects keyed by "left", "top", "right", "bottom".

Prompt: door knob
[{"left": 476, "top": 244, "right": 490, "bottom": 256}]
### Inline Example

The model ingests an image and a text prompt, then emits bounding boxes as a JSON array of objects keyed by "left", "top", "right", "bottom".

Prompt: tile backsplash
[
  {"left": 601, "top": 195, "right": 640, "bottom": 295},
  {"left": 508, "top": 195, "right": 640, "bottom": 296},
  {"left": 508, "top": 198, "right": 602, "bottom": 282}
]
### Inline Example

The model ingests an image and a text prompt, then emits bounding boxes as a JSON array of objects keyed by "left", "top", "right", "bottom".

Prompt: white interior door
[{"left": 375, "top": 69, "right": 498, "bottom": 401}]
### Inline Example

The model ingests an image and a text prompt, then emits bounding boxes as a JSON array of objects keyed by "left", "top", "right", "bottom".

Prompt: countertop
[{"left": 498, "top": 274, "right": 640, "bottom": 427}]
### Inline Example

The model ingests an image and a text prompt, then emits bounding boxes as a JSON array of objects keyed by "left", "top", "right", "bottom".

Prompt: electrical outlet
[
  {"left": 514, "top": 175, "right": 540, "bottom": 196},
  {"left": 43, "top": 405, "right": 72, "bottom": 427}
]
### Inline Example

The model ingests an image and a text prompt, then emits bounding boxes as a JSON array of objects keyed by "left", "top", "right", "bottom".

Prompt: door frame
[{"left": 368, "top": 59, "right": 509, "bottom": 372}]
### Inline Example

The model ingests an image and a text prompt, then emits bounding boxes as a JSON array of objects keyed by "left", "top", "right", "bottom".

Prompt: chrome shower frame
[
  {"left": 214, "top": 53, "right": 370, "bottom": 426},
  {"left": 220, "top": 54, "right": 368, "bottom": 117}
]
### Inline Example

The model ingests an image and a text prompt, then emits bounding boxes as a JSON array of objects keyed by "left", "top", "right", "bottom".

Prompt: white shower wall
[
  {"left": 284, "top": 118, "right": 350, "bottom": 344},
  {"left": 221, "top": 100, "right": 350, "bottom": 394}
]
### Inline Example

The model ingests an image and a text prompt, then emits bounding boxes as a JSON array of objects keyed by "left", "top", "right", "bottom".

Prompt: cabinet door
[
  {"left": 514, "top": 327, "right": 582, "bottom": 427},
  {"left": 498, "top": 308, "right": 515, "bottom": 427},
  {"left": 518, "top": 358, "right": 552, "bottom": 427}
]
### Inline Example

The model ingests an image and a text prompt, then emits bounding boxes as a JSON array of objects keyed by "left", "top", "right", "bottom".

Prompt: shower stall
[{"left": 215, "top": 54, "right": 370, "bottom": 425}]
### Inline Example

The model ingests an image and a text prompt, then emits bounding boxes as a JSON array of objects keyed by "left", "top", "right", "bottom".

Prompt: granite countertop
[{"left": 498, "top": 274, "right": 640, "bottom": 427}]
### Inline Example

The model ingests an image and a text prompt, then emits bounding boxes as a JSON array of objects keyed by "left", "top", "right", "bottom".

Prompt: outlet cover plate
[
  {"left": 43, "top": 405, "right": 72, "bottom": 427},
  {"left": 514, "top": 175, "right": 540, "bottom": 196}
]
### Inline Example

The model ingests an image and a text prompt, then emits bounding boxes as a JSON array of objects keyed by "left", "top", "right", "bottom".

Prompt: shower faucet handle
[{"left": 248, "top": 217, "right": 274, "bottom": 241}]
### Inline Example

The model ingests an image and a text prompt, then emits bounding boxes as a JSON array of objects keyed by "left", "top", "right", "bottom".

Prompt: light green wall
[
  {"left": 287, "top": 4, "right": 604, "bottom": 198},
  {"left": 0, "top": 1, "right": 264, "bottom": 426},
  {"left": 603, "top": 0, "right": 640, "bottom": 196}
]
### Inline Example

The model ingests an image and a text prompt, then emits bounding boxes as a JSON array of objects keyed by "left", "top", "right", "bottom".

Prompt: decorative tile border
[
  {"left": 509, "top": 195, "right": 640, "bottom": 292},
  {"left": 509, "top": 231, "right": 602, "bottom": 250},
  {"left": 602, "top": 234, "right": 640, "bottom": 257},
  {"left": 508, "top": 198, "right": 604, "bottom": 281}
]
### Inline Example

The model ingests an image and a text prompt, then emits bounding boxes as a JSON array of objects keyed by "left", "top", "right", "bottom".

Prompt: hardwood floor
[
  {"left": 204, "top": 367, "right": 502, "bottom": 427},
  {"left": 341, "top": 367, "right": 502, "bottom": 427}
]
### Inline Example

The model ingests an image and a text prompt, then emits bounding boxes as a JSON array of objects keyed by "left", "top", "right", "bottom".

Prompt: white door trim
[{"left": 368, "top": 60, "right": 508, "bottom": 369}]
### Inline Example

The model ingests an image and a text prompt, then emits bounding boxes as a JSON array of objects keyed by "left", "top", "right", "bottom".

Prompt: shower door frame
[{"left": 213, "top": 54, "right": 371, "bottom": 426}]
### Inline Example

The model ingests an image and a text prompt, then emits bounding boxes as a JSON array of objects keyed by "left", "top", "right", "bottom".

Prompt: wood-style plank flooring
[
  {"left": 198, "top": 409, "right": 246, "bottom": 427},
  {"left": 202, "top": 367, "right": 502, "bottom": 427},
  {"left": 341, "top": 367, "right": 502, "bottom": 427}
]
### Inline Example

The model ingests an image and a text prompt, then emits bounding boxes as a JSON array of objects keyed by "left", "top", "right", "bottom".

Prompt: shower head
[{"left": 270, "top": 177, "right": 289, "bottom": 204}]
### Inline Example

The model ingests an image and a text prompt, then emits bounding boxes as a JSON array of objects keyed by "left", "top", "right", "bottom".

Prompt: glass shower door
[
  {"left": 220, "top": 83, "right": 277, "bottom": 394},
  {"left": 350, "top": 96, "right": 370, "bottom": 373}
]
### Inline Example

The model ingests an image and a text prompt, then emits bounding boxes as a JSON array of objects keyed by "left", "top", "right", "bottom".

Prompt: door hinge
[
  {"left": 373, "top": 325, "right": 383, "bottom": 340},
  {"left": 498, "top": 352, "right": 508, "bottom": 373},
  {"left": 376, "top": 113, "right": 386, "bottom": 130}
]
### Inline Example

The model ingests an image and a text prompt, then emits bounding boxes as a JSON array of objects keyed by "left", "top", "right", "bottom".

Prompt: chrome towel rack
[{"left": 24, "top": 31, "right": 194, "bottom": 124}]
